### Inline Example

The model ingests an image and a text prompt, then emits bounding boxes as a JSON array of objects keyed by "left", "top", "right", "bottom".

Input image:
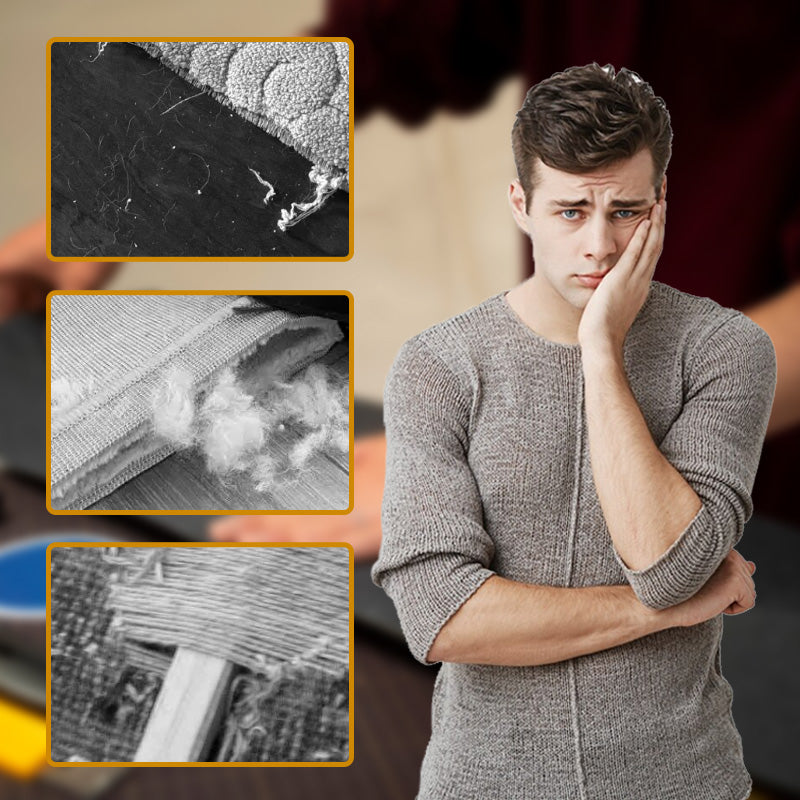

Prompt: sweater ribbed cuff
[{"left": 613, "top": 504, "right": 729, "bottom": 609}]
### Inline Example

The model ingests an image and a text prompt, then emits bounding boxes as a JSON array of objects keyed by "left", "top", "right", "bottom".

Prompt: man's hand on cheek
[{"left": 578, "top": 199, "right": 665, "bottom": 357}]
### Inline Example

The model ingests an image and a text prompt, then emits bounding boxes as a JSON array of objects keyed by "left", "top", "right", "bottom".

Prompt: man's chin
[{"left": 564, "top": 288, "right": 593, "bottom": 310}]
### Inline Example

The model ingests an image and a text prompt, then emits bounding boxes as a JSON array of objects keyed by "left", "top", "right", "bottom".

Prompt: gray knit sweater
[{"left": 373, "top": 281, "right": 776, "bottom": 800}]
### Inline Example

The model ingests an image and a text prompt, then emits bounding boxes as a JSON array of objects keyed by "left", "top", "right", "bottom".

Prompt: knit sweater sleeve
[
  {"left": 614, "top": 313, "right": 777, "bottom": 609},
  {"left": 372, "top": 336, "right": 496, "bottom": 664}
]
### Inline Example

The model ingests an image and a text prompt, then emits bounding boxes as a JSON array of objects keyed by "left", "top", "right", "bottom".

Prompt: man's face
[{"left": 509, "top": 149, "right": 664, "bottom": 311}]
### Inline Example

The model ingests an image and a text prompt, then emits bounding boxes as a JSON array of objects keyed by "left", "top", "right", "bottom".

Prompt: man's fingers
[
  {"left": 633, "top": 201, "right": 665, "bottom": 278},
  {"left": 737, "top": 559, "right": 756, "bottom": 587},
  {"left": 737, "top": 559, "right": 756, "bottom": 594},
  {"left": 727, "top": 549, "right": 751, "bottom": 569},
  {"left": 617, "top": 218, "right": 651, "bottom": 274},
  {"left": 737, "top": 555, "right": 755, "bottom": 577},
  {"left": 725, "top": 593, "right": 756, "bottom": 615},
  {"left": 734, "top": 580, "right": 756, "bottom": 612},
  {"left": 719, "top": 551, "right": 757, "bottom": 616}
]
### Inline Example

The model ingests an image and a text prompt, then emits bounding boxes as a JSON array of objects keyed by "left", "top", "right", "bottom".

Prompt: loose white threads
[
  {"left": 248, "top": 168, "right": 276, "bottom": 205},
  {"left": 88, "top": 42, "right": 108, "bottom": 62},
  {"left": 189, "top": 152, "right": 211, "bottom": 195},
  {"left": 278, "top": 165, "right": 346, "bottom": 231},
  {"left": 151, "top": 360, "right": 348, "bottom": 491},
  {"left": 198, "top": 370, "right": 265, "bottom": 474},
  {"left": 160, "top": 90, "right": 206, "bottom": 117},
  {"left": 246, "top": 164, "right": 346, "bottom": 228},
  {"left": 151, "top": 366, "right": 196, "bottom": 448}
]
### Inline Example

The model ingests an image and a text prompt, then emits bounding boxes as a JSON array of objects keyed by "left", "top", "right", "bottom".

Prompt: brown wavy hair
[{"left": 512, "top": 64, "right": 672, "bottom": 209}]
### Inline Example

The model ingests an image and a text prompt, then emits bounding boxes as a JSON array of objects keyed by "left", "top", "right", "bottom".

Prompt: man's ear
[
  {"left": 659, "top": 174, "right": 667, "bottom": 201},
  {"left": 508, "top": 180, "right": 531, "bottom": 234}
]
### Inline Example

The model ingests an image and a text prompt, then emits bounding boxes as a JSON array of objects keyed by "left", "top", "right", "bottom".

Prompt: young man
[{"left": 374, "top": 65, "right": 776, "bottom": 799}]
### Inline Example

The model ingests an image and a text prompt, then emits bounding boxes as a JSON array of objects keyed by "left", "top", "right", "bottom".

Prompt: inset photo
[
  {"left": 48, "top": 544, "right": 352, "bottom": 764},
  {"left": 48, "top": 292, "right": 351, "bottom": 512},
  {"left": 48, "top": 39, "right": 352, "bottom": 260}
]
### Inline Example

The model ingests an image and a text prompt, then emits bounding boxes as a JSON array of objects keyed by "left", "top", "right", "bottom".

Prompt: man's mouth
[{"left": 575, "top": 272, "right": 608, "bottom": 288}]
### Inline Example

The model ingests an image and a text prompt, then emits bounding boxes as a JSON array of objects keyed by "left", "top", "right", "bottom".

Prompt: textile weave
[{"left": 50, "top": 546, "right": 350, "bottom": 762}]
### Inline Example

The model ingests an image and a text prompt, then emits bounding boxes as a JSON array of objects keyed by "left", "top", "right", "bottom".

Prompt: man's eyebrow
[
  {"left": 550, "top": 199, "right": 590, "bottom": 208},
  {"left": 609, "top": 198, "right": 650, "bottom": 208},
  {"left": 548, "top": 198, "right": 651, "bottom": 209}
]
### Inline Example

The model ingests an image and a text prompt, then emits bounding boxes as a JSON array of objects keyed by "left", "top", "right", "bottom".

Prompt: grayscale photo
[
  {"left": 49, "top": 40, "right": 351, "bottom": 259},
  {"left": 49, "top": 293, "right": 350, "bottom": 512},
  {"left": 49, "top": 545, "right": 351, "bottom": 763}
]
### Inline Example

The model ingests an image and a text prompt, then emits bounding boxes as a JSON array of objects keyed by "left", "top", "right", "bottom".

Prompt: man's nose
[{"left": 583, "top": 217, "right": 617, "bottom": 264}]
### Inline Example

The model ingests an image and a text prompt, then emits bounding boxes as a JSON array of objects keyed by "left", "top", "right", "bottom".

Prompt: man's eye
[
  {"left": 613, "top": 210, "right": 637, "bottom": 219},
  {"left": 560, "top": 209, "right": 580, "bottom": 220}
]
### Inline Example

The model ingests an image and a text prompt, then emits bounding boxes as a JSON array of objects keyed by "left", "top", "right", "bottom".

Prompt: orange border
[
  {"left": 45, "top": 37, "right": 354, "bottom": 262},
  {"left": 45, "top": 541, "right": 355, "bottom": 767},
  {"left": 46, "top": 290, "right": 354, "bottom": 515}
]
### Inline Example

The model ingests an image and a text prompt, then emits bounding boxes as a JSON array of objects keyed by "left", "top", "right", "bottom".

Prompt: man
[{"left": 373, "top": 65, "right": 775, "bottom": 799}]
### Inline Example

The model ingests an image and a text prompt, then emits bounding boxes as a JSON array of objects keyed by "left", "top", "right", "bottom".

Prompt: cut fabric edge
[
  {"left": 133, "top": 41, "right": 350, "bottom": 189},
  {"left": 50, "top": 299, "right": 340, "bottom": 484}
]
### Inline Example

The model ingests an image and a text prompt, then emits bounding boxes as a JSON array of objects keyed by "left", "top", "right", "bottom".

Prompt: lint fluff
[
  {"left": 151, "top": 366, "right": 196, "bottom": 447},
  {"left": 198, "top": 370, "right": 265, "bottom": 474},
  {"left": 151, "top": 361, "right": 348, "bottom": 490}
]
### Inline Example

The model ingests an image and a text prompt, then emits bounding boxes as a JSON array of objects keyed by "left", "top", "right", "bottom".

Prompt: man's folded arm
[
  {"left": 585, "top": 312, "right": 776, "bottom": 610},
  {"left": 427, "top": 575, "right": 669, "bottom": 666}
]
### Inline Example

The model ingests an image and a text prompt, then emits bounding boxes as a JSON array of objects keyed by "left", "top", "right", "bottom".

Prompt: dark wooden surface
[
  {"left": 90, "top": 342, "right": 350, "bottom": 512},
  {"left": 50, "top": 42, "right": 349, "bottom": 259}
]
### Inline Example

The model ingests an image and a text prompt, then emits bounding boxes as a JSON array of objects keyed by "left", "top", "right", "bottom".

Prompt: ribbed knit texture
[{"left": 374, "top": 281, "right": 776, "bottom": 800}]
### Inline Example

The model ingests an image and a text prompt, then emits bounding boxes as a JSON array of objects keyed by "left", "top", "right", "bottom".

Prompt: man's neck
[{"left": 505, "top": 275, "right": 583, "bottom": 345}]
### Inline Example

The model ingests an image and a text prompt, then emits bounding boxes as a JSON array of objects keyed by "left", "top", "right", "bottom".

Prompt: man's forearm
[
  {"left": 428, "top": 574, "right": 668, "bottom": 666},
  {"left": 582, "top": 346, "right": 702, "bottom": 571}
]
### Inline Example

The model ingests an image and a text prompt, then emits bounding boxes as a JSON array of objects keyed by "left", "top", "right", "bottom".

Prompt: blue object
[{"left": 0, "top": 535, "right": 106, "bottom": 619}]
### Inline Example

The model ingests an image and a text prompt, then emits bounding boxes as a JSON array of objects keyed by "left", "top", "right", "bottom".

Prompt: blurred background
[
  {"left": 1, "top": 0, "right": 799, "bottom": 798},
  {"left": 2, "top": 0, "right": 519, "bottom": 398}
]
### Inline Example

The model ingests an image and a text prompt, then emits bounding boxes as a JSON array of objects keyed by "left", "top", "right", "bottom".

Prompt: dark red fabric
[{"left": 319, "top": 0, "right": 800, "bottom": 527}]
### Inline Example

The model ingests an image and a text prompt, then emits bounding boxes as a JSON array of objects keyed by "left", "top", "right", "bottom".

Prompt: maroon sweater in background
[{"left": 318, "top": 0, "right": 800, "bottom": 529}]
